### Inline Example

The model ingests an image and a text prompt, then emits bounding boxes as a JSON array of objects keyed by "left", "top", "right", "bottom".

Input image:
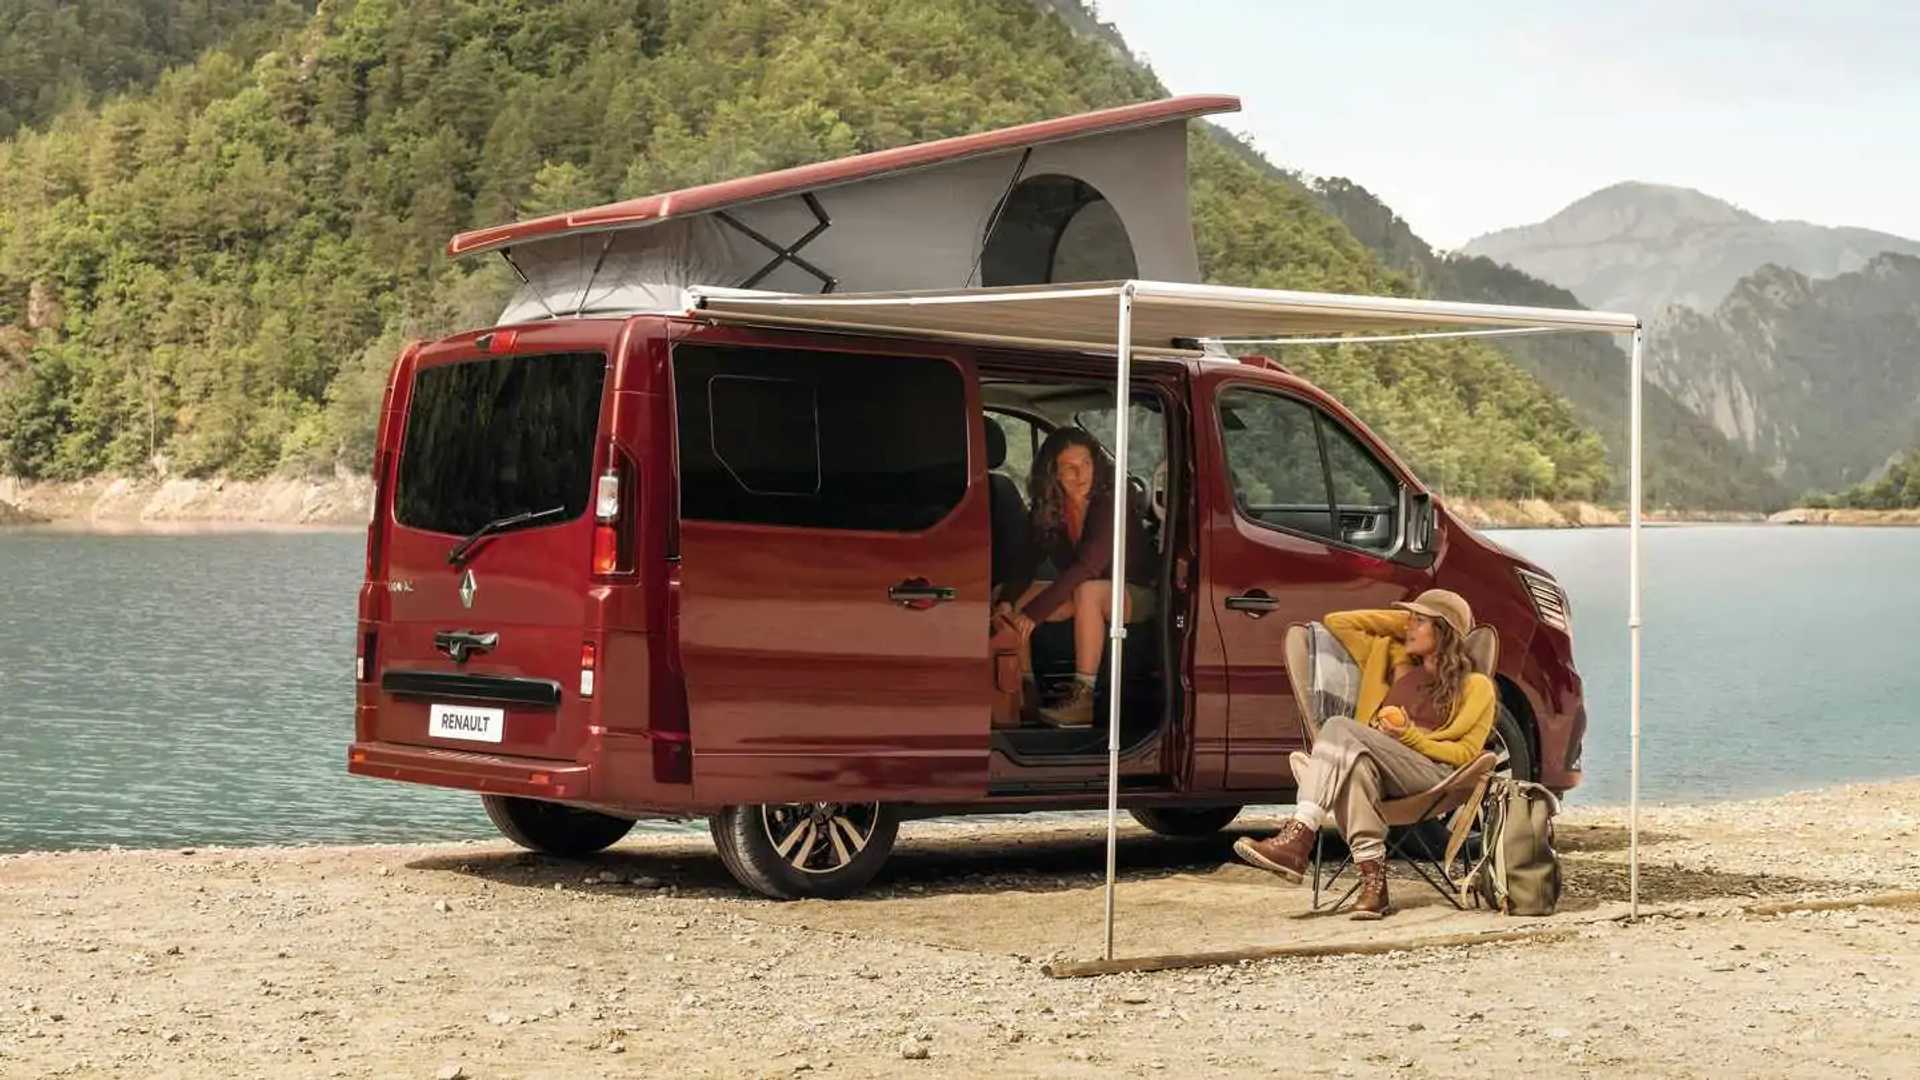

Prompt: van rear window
[
  {"left": 673, "top": 344, "right": 967, "bottom": 531},
  {"left": 394, "top": 352, "right": 607, "bottom": 536}
]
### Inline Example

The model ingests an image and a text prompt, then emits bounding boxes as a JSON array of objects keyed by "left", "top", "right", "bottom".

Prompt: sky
[{"left": 1094, "top": 0, "right": 1920, "bottom": 249}]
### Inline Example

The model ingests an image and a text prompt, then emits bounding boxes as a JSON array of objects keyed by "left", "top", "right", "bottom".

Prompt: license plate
[{"left": 429, "top": 703, "right": 505, "bottom": 744}]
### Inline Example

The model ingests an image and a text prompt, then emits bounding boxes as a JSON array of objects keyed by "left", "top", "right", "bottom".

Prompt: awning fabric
[{"left": 685, "top": 280, "right": 1640, "bottom": 353}]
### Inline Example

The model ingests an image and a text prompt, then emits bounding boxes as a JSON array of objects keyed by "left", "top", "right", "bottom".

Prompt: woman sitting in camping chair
[{"left": 1234, "top": 589, "right": 1494, "bottom": 919}]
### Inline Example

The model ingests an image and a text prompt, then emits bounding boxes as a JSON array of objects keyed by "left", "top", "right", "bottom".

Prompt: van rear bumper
[{"left": 347, "top": 740, "right": 591, "bottom": 799}]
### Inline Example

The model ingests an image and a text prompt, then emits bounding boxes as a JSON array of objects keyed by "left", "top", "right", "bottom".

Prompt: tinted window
[
  {"left": 1323, "top": 419, "right": 1401, "bottom": 552},
  {"left": 988, "top": 411, "right": 1039, "bottom": 487},
  {"left": 1218, "top": 389, "right": 1333, "bottom": 540},
  {"left": 394, "top": 352, "right": 606, "bottom": 536},
  {"left": 674, "top": 345, "right": 967, "bottom": 531}
]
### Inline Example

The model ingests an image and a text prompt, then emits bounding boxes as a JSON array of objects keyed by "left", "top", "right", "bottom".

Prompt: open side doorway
[{"left": 977, "top": 362, "right": 1193, "bottom": 794}]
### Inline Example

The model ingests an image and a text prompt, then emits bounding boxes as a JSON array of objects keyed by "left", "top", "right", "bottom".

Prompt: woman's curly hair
[
  {"left": 1027, "top": 426, "right": 1114, "bottom": 545},
  {"left": 1418, "top": 616, "right": 1475, "bottom": 724}
]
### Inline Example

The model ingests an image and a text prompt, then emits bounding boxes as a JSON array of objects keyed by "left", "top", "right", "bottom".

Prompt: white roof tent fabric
[{"left": 688, "top": 279, "right": 1648, "bottom": 963}]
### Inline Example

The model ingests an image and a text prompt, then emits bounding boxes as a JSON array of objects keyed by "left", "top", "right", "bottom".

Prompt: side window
[
  {"left": 1217, "top": 389, "right": 1333, "bottom": 540},
  {"left": 1321, "top": 418, "right": 1402, "bottom": 552},
  {"left": 674, "top": 344, "right": 968, "bottom": 531}
]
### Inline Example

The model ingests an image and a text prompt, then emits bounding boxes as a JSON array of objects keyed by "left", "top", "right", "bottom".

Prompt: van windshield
[{"left": 394, "top": 352, "right": 607, "bottom": 537}]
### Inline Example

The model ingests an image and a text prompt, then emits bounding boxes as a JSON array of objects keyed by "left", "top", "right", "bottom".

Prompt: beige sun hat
[{"left": 1393, "top": 588, "right": 1473, "bottom": 639}]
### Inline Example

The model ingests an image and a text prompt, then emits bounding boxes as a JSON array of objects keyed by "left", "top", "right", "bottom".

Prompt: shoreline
[
  {"left": 7, "top": 474, "right": 1916, "bottom": 532},
  {"left": 8, "top": 773, "right": 1914, "bottom": 859},
  {"left": 6, "top": 777, "right": 1920, "bottom": 1076}
]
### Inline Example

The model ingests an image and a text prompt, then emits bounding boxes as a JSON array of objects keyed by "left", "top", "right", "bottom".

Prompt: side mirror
[{"left": 1405, "top": 491, "right": 1435, "bottom": 554}]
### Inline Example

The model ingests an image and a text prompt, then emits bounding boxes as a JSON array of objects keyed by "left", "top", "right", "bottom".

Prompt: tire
[
  {"left": 709, "top": 802, "right": 899, "bottom": 900},
  {"left": 482, "top": 794, "right": 635, "bottom": 857},
  {"left": 1488, "top": 703, "right": 1534, "bottom": 783},
  {"left": 1129, "top": 805, "right": 1243, "bottom": 837}
]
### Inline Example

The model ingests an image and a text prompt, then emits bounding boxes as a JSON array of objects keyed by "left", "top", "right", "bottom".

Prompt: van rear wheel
[
  {"left": 482, "top": 795, "right": 635, "bottom": 857},
  {"left": 710, "top": 802, "right": 898, "bottom": 900},
  {"left": 1130, "top": 805, "right": 1243, "bottom": 837}
]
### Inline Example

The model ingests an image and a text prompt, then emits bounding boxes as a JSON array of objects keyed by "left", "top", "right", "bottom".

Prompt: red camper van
[{"left": 346, "top": 100, "right": 1586, "bottom": 900}]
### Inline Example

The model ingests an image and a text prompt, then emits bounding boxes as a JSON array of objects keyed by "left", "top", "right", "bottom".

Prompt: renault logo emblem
[{"left": 459, "top": 569, "right": 477, "bottom": 609}]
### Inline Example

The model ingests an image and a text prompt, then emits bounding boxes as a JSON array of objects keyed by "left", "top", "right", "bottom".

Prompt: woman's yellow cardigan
[{"left": 1324, "top": 609, "right": 1496, "bottom": 768}]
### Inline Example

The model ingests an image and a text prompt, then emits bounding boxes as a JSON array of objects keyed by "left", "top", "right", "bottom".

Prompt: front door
[
  {"left": 1199, "top": 377, "right": 1420, "bottom": 790},
  {"left": 673, "top": 334, "right": 992, "bottom": 804}
]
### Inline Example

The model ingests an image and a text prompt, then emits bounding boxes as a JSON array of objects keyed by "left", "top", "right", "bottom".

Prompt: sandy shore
[{"left": 6, "top": 781, "right": 1920, "bottom": 1079}]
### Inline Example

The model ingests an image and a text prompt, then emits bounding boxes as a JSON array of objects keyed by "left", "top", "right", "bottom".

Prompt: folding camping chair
[{"left": 1282, "top": 621, "right": 1501, "bottom": 912}]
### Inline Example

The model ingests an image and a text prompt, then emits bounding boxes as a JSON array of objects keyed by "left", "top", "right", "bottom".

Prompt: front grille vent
[{"left": 1516, "top": 568, "right": 1571, "bottom": 634}]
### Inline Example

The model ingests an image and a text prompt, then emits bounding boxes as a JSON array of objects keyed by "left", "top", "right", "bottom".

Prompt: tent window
[{"left": 980, "top": 174, "right": 1138, "bottom": 287}]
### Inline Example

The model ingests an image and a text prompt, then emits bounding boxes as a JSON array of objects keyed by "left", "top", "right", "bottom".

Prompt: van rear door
[
  {"left": 369, "top": 336, "right": 615, "bottom": 763},
  {"left": 669, "top": 330, "right": 992, "bottom": 804}
]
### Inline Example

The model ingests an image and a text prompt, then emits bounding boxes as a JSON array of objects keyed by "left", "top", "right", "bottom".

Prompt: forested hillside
[
  {"left": 1316, "top": 177, "right": 1787, "bottom": 510},
  {"left": 0, "top": 0, "right": 1608, "bottom": 503},
  {"left": 0, "top": 0, "right": 298, "bottom": 137},
  {"left": 1810, "top": 445, "right": 1920, "bottom": 510}
]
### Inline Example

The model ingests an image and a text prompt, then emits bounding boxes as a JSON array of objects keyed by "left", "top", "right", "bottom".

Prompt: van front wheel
[
  {"left": 710, "top": 802, "right": 899, "bottom": 900},
  {"left": 482, "top": 795, "right": 635, "bottom": 857}
]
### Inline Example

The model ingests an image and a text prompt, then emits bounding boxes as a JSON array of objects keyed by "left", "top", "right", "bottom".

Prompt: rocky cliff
[{"left": 1646, "top": 254, "right": 1920, "bottom": 492}]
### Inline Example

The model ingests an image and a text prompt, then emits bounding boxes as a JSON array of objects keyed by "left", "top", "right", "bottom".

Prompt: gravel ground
[{"left": 6, "top": 780, "right": 1920, "bottom": 1079}]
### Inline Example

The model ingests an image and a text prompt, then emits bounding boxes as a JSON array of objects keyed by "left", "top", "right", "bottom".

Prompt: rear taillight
[
  {"left": 358, "top": 630, "right": 377, "bottom": 682},
  {"left": 1517, "top": 568, "right": 1572, "bottom": 635},
  {"left": 592, "top": 465, "right": 620, "bottom": 574},
  {"left": 579, "top": 641, "right": 597, "bottom": 699},
  {"left": 365, "top": 448, "right": 391, "bottom": 580},
  {"left": 591, "top": 443, "right": 638, "bottom": 576}
]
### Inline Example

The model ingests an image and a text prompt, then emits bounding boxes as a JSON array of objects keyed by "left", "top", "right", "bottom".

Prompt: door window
[
  {"left": 1321, "top": 419, "right": 1401, "bottom": 552},
  {"left": 987, "top": 410, "right": 1039, "bottom": 491},
  {"left": 674, "top": 344, "right": 968, "bottom": 531},
  {"left": 1217, "top": 389, "right": 1334, "bottom": 540}
]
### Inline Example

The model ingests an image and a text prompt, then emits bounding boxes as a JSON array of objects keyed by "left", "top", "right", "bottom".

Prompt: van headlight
[{"left": 1516, "top": 568, "right": 1572, "bottom": 637}]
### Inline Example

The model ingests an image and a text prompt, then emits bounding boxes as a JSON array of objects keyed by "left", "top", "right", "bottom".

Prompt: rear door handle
[
  {"left": 1225, "top": 590, "right": 1280, "bottom": 617},
  {"left": 888, "top": 578, "right": 956, "bottom": 610}
]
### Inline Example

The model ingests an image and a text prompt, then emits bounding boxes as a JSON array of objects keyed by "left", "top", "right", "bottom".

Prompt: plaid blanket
[{"left": 1303, "top": 620, "right": 1361, "bottom": 734}]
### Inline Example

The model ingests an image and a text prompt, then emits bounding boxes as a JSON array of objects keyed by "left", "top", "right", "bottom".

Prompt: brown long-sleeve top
[
  {"left": 1001, "top": 487, "right": 1154, "bottom": 619},
  {"left": 1325, "top": 608, "right": 1496, "bottom": 768}
]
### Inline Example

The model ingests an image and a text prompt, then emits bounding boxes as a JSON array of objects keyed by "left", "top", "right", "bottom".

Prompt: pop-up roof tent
[
  {"left": 453, "top": 98, "right": 1648, "bottom": 964},
  {"left": 450, "top": 96, "right": 1239, "bottom": 323}
]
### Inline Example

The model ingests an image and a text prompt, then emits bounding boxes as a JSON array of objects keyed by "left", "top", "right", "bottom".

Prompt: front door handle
[
  {"left": 1224, "top": 590, "right": 1280, "bottom": 618},
  {"left": 888, "top": 578, "right": 956, "bottom": 610}
]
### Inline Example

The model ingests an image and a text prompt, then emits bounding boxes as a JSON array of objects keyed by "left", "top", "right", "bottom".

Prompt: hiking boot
[
  {"left": 1350, "top": 858, "right": 1392, "bottom": 920},
  {"left": 1036, "top": 680, "right": 1095, "bottom": 728},
  {"left": 1232, "top": 819, "right": 1316, "bottom": 883}
]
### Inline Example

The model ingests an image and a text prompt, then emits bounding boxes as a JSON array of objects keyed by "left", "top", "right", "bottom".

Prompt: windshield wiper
[{"left": 447, "top": 505, "right": 565, "bottom": 566}]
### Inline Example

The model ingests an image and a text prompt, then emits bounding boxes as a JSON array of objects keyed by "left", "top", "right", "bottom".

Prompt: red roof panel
[{"left": 448, "top": 94, "right": 1239, "bottom": 257}]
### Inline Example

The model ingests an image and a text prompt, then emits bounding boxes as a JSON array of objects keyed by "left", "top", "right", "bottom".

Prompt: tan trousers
[{"left": 1294, "top": 717, "right": 1452, "bottom": 862}]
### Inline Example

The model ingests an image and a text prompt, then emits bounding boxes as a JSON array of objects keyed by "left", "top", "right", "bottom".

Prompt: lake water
[{"left": 2, "top": 525, "right": 1917, "bottom": 852}]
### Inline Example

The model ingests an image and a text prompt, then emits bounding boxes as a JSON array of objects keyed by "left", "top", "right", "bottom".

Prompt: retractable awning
[
  {"left": 685, "top": 280, "right": 1639, "bottom": 350},
  {"left": 686, "top": 279, "right": 1647, "bottom": 963}
]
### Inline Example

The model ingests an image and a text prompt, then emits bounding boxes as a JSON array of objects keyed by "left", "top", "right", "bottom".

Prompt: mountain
[
  {"left": 0, "top": 0, "right": 1615, "bottom": 505},
  {"left": 1647, "top": 254, "right": 1920, "bottom": 493},
  {"left": 1315, "top": 177, "right": 1787, "bottom": 510},
  {"left": 1462, "top": 181, "right": 1920, "bottom": 318}
]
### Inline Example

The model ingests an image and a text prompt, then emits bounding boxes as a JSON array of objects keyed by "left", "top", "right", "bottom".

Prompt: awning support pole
[
  {"left": 1628, "top": 325, "right": 1645, "bottom": 920},
  {"left": 1103, "top": 282, "right": 1136, "bottom": 962}
]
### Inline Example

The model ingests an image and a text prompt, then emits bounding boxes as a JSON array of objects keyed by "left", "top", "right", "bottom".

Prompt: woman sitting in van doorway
[
  {"left": 993, "top": 427, "right": 1155, "bottom": 729},
  {"left": 1233, "top": 591, "right": 1494, "bottom": 919}
]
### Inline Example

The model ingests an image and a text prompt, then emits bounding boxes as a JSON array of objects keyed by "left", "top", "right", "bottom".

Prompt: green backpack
[{"left": 1461, "top": 778, "right": 1562, "bottom": 916}]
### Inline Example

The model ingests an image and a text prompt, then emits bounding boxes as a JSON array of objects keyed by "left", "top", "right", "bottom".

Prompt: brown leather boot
[
  {"left": 1350, "top": 858, "right": 1391, "bottom": 920},
  {"left": 1232, "top": 819, "right": 1316, "bottom": 883},
  {"left": 1037, "top": 679, "right": 1095, "bottom": 728}
]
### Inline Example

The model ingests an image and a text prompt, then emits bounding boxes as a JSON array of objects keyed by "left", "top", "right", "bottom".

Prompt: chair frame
[{"left": 1284, "top": 620, "right": 1500, "bottom": 913}]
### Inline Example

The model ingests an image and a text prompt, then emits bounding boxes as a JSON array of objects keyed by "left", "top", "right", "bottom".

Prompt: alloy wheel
[{"left": 760, "top": 802, "right": 882, "bottom": 875}]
